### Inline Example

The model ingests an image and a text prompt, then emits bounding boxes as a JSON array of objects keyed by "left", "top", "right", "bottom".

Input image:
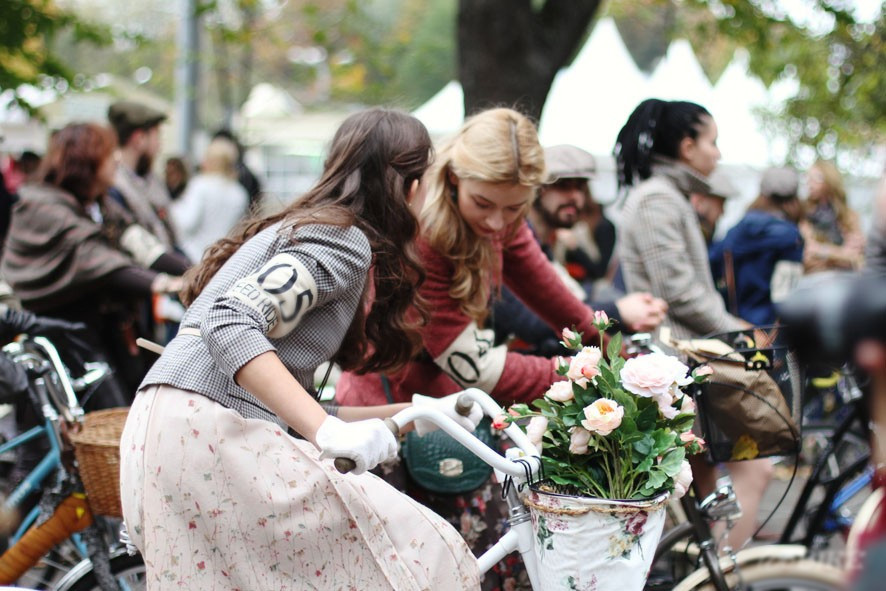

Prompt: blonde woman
[
  {"left": 337, "top": 107, "right": 603, "bottom": 591},
  {"left": 800, "top": 159, "right": 865, "bottom": 273},
  {"left": 170, "top": 136, "right": 250, "bottom": 263}
]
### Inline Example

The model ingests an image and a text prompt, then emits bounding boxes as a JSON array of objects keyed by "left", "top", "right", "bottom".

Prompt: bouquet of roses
[{"left": 504, "top": 313, "right": 710, "bottom": 500}]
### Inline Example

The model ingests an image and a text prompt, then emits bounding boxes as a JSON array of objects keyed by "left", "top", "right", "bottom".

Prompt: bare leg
[{"left": 723, "top": 458, "right": 774, "bottom": 549}]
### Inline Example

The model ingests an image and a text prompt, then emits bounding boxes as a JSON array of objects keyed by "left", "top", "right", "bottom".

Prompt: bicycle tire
[
  {"left": 691, "top": 558, "right": 844, "bottom": 591},
  {"left": 52, "top": 552, "right": 145, "bottom": 591}
]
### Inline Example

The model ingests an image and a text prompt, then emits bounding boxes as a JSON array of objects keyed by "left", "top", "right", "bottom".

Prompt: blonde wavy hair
[
  {"left": 420, "top": 107, "right": 546, "bottom": 324},
  {"left": 807, "top": 159, "right": 850, "bottom": 227}
]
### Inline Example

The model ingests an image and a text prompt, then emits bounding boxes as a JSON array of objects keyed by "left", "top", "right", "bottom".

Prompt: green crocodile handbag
[
  {"left": 401, "top": 416, "right": 499, "bottom": 495},
  {"left": 380, "top": 375, "right": 500, "bottom": 495}
]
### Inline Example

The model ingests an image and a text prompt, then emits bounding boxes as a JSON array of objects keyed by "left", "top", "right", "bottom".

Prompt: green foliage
[
  {"left": 506, "top": 322, "right": 706, "bottom": 500},
  {"left": 0, "top": 0, "right": 109, "bottom": 111},
  {"left": 687, "top": 0, "right": 884, "bottom": 156}
]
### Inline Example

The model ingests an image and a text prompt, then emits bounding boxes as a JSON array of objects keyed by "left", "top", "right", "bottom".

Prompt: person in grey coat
[{"left": 614, "top": 98, "right": 769, "bottom": 551}]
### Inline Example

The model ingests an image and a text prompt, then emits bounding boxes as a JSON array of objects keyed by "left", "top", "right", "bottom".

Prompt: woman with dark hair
[
  {"left": 614, "top": 99, "right": 770, "bottom": 550},
  {"left": 1, "top": 122, "right": 188, "bottom": 404},
  {"left": 119, "top": 108, "right": 482, "bottom": 589}
]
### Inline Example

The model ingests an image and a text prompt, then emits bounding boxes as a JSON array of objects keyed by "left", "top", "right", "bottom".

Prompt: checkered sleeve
[
  {"left": 201, "top": 224, "right": 371, "bottom": 379},
  {"left": 634, "top": 192, "right": 736, "bottom": 335}
]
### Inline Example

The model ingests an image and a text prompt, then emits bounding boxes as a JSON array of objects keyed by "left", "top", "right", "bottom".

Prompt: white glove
[
  {"left": 412, "top": 392, "right": 484, "bottom": 437},
  {"left": 316, "top": 416, "right": 398, "bottom": 475}
]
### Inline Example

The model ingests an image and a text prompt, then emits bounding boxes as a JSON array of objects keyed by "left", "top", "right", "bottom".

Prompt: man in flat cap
[
  {"left": 492, "top": 145, "right": 668, "bottom": 356},
  {"left": 108, "top": 100, "right": 180, "bottom": 257},
  {"left": 710, "top": 165, "right": 804, "bottom": 325}
]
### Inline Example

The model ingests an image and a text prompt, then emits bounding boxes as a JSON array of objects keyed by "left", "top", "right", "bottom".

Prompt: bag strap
[
  {"left": 380, "top": 375, "right": 394, "bottom": 404},
  {"left": 723, "top": 249, "right": 740, "bottom": 316}
]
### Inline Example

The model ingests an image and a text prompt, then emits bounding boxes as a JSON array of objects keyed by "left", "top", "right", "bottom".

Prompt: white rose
[
  {"left": 673, "top": 460, "right": 694, "bottom": 499},
  {"left": 569, "top": 427, "right": 592, "bottom": 454},
  {"left": 545, "top": 381, "right": 574, "bottom": 402},
  {"left": 526, "top": 416, "right": 548, "bottom": 450},
  {"left": 620, "top": 353, "right": 691, "bottom": 398}
]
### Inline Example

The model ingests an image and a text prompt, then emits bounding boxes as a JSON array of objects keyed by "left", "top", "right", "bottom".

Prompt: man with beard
[
  {"left": 108, "top": 100, "right": 181, "bottom": 258},
  {"left": 492, "top": 145, "right": 667, "bottom": 356}
]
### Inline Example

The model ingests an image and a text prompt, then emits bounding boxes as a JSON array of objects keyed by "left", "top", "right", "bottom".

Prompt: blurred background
[{"left": 1, "top": 0, "right": 883, "bottom": 234}]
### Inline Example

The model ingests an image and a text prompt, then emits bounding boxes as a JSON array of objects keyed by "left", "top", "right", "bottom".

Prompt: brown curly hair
[{"left": 181, "top": 108, "right": 433, "bottom": 374}]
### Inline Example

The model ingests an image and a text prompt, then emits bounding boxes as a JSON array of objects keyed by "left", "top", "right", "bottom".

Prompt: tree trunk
[{"left": 457, "top": 0, "right": 602, "bottom": 122}]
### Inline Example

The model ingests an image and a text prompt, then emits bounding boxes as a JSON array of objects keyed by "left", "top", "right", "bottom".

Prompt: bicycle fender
[{"left": 672, "top": 544, "right": 809, "bottom": 591}]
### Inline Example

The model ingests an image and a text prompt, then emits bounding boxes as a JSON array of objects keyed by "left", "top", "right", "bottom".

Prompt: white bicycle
[{"left": 335, "top": 387, "right": 546, "bottom": 590}]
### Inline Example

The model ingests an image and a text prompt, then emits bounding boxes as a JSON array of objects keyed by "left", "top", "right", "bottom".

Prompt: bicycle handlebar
[{"left": 334, "top": 389, "right": 541, "bottom": 480}]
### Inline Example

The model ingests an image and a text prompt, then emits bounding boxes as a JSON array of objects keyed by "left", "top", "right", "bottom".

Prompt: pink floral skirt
[{"left": 120, "top": 384, "right": 481, "bottom": 590}]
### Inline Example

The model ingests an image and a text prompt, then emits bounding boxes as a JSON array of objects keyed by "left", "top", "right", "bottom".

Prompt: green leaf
[
  {"left": 607, "top": 332, "right": 623, "bottom": 361},
  {"left": 670, "top": 412, "right": 696, "bottom": 431},
  {"left": 635, "top": 401, "right": 659, "bottom": 431},
  {"left": 659, "top": 448, "right": 686, "bottom": 477}
]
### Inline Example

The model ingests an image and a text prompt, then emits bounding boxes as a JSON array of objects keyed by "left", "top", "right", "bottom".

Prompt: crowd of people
[{"left": 0, "top": 94, "right": 883, "bottom": 590}]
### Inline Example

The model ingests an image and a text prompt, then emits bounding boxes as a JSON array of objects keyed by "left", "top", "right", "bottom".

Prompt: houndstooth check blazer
[
  {"left": 617, "top": 160, "right": 745, "bottom": 340},
  {"left": 140, "top": 222, "right": 370, "bottom": 427}
]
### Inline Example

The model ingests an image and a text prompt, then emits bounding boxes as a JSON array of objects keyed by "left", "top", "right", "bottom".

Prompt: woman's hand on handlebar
[
  {"left": 411, "top": 392, "right": 484, "bottom": 436},
  {"left": 315, "top": 416, "right": 398, "bottom": 475}
]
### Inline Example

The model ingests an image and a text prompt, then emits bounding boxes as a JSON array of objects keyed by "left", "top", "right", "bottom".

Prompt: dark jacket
[{"left": 710, "top": 210, "right": 804, "bottom": 325}]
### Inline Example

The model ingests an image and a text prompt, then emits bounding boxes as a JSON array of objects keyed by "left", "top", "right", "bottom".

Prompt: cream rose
[
  {"left": 619, "top": 352, "right": 692, "bottom": 398},
  {"left": 569, "top": 427, "right": 592, "bottom": 454},
  {"left": 567, "top": 346, "right": 603, "bottom": 387},
  {"left": 673, "top": 460, "right": 694, "bottom": 499},
  {"left": 580, "top": 398, "right": 624, "bottom": 436},
  {"left": 545, "top": 380, "right": 574, "bottom": 402},
  {"left": 526, "top": 416, "right": 548, "bottom": 450}
]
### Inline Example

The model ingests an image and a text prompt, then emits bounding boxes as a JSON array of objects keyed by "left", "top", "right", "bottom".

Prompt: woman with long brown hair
[{"left": 119, "top": 108, "right": 482, "bottom": 590}]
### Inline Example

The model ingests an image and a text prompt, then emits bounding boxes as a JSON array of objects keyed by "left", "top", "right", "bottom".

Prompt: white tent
[
  {"left": 412, "top": 81, "right": 464, "bottom": 138},
  {"left": 537, "top": 17, "right": 648, "bottom": 156},
  {"left": 646, "top": 39, "right": 715, "bottom": 109}
]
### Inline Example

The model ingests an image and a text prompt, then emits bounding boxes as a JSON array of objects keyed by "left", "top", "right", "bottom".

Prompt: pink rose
[
  {"left": 680, "top": 395, "right": 696, "bottom": 414},
  {"left": 526, "top": 416, "right": 548, "bottom": 450},
  {"left": 593, "top": 310, "right": 610, "bottom": 330},
  {"left": 546, "top": 381, "right": 574, "bottom": 402},
  {"left": 562, "top": 327, "right": 578, "bottom": 342},
  {"left": 492, "top": 414, "right": 508, "bottom": 430},
  {"left": 580, "top": 398, "right": 624, "bottom": 436},
  {"left": 567, "top": 346, "right": 602, "bottom": 387},
  {"left": 568, "top": 427, "right": 592, "bottom": 454},
  {"left": 693, "top": 365, "right": 714, "bottom": 378},
  {"left": 673, "top": 460, "right": 694, "bottom": 499},
  {"left": 619, "top": 353, "right": 692, "bottom": 398}
]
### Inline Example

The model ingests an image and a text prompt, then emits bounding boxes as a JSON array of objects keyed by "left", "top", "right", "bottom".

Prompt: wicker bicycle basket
[{"left": 69, "top": 407, "right": 129, "bottom": 518}]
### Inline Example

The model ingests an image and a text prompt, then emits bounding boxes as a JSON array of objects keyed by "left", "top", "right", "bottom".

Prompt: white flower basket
[{"left": 523, "top": 486, "right": 669, "bottom": 591}]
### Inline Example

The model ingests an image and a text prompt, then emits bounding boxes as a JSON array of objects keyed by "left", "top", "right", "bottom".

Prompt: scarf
[{"left": 1, "top": 184, "right": 133, "bottom": 311}]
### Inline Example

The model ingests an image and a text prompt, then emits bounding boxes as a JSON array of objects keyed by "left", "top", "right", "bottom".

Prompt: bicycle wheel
[
  {"left": 692, "top": 558, "right": 844, "bottom": 591},
  {"left": 52, "top": 552, "right": 145, "bottom": 591}
]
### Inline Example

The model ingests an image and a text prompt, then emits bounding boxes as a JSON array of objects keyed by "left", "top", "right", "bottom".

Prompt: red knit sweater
[{"left": 336, "top": 220, "right": 598, "bottom": 406}]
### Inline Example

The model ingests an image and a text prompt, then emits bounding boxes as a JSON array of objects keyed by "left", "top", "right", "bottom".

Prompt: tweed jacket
[
  {"left": 617, "top": 159, "right": 744, "bottom": 340},
  {"left": 141, "top": 222, "right": 370, "bottom": 427}
]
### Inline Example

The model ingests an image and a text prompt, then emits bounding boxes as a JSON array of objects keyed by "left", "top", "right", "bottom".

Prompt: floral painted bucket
[{"left": 523, "top": 486, "right": 669, "bottom": 591}]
